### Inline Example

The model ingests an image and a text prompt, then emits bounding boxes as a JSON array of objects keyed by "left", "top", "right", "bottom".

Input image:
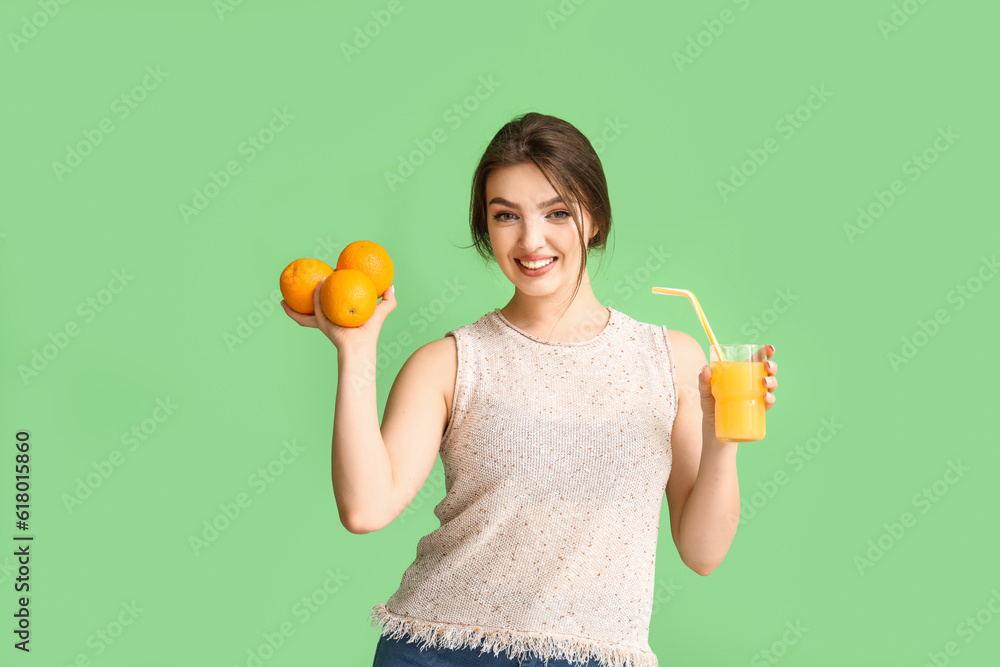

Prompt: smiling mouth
[{"left": 516, "top": 257, "right": 556, "bottom": 267}]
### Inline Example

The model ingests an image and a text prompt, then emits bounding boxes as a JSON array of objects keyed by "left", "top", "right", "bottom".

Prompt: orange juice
[{"left": 711, "top": 360, "right": 767, "bottom": 442}]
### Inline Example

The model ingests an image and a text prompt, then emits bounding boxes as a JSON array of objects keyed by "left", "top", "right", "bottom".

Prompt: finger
[
  {"left": 313, "top": 276, "right": 331, "bottom": 326},
  {"left": 762, "top": 376, "right": 777, "bottom": 391},
  {"left": 377, "top": 283, "right": 396, "bottom": 312},
  {"left": 698, "top": 365, "right": 712, "bottom": 398},
  {"left": 766, "top": 360, "right": 777, "bottom": 375},
  {"left": 280, "top": 300, "right": 317, "bottom": 328},
  {"left": 764, "top": 391, "right": 776, "bottom": 411},
  {"left": 364, "top": 284, "right": 396, "bottom": 329},
  {"left": 697, "top": 364, "right": 710, "bottom": 383}
]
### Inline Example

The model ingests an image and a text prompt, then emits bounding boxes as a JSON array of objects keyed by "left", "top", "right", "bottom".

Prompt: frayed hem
[{"left": 368, "top": 603, "right": 658, "bottom": 667}]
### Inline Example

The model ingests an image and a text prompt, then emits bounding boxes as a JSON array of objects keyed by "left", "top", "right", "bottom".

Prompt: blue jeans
[{"left": 371, "top": 633, "right": 606, "bottom": 667}]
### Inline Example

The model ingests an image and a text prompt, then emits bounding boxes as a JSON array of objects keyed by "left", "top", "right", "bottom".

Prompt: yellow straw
[{"left": 650, "top": 286, "right": 726, "bottom": 362}]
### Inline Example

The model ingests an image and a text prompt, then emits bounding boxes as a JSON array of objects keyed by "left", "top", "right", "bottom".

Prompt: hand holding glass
[
  {"left": 710, "top": 343, "right": 768, "bottom": 442},
  {"left": 650, "top": 287, "right": 771, "bottom": 443}
]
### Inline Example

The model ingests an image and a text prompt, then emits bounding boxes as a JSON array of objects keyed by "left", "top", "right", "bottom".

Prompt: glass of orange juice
[{"left": 710, "top": 344, "right": 768, "bottom": 442}]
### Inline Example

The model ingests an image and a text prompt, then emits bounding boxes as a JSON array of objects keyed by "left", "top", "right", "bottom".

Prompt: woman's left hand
[{"left": 698, "top": 344, "right": 778, "bottom": 429}]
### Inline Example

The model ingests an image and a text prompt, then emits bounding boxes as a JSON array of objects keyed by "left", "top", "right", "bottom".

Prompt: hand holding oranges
[{"left": 279, "top": 240, "right": 395, "bottom": 348}]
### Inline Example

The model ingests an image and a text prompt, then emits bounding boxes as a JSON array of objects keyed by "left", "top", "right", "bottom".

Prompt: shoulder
[
  {"left": 412, "top": 333, "right": 457, "bottom": 370},
  {"left": 663, "top": 329, "right": 708, "bottom": 387},
  {"left": 664, "top": 329, "right": 703, "bottom": 362},
  {"left": 412, "top": 314, "right": 485, "bottom": 363},
  {"left": 400, "top": 335, "right": 458, "bottom": 419}
]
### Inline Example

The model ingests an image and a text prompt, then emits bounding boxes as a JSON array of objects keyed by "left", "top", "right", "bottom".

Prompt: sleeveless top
[{"left": 369, "top": 306, "right": 679, "bottom": 667}]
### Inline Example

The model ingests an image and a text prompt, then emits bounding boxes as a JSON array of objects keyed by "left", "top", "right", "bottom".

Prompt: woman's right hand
[{"left": 280, "top": 277, "right": 396, "bottom": 352}]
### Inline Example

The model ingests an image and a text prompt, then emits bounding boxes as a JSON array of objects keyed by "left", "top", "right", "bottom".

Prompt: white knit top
[{"left": 369, "top": 306, "right": 678, "bottom": 667}]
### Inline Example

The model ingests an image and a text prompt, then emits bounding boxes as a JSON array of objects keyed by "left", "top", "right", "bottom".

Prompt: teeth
[{"left": 518, "top": 257, "right": 555, "bottom": 269}]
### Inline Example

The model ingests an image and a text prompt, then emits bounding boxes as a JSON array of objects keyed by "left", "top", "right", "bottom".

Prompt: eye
[
  {"left": 549, "top": 210, "right": 570, "bottom": 220},
  {"left": 492, "top": 212, "right": 517, "bottom": 222}
]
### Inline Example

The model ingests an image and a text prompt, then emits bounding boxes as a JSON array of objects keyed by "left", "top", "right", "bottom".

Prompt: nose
[{"left": 518, "top": 216, "right": 546, "bottom": 253}]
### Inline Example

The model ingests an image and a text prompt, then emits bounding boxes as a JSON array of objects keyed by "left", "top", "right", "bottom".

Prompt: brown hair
[{"left": 463, "top": 112, "right": 612, "bottom": 309}]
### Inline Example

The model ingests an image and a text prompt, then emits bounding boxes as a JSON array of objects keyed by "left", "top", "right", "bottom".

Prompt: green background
[{"left": 2, "top": 1, "right": 998, "bottom": 665}]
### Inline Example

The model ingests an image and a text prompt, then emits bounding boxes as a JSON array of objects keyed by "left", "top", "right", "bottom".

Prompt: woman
[{"left": 282, "top": 112, "right": 778, "bottom": 667}]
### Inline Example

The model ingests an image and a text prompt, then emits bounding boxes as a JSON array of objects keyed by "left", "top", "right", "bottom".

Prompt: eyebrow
[{"left": 487, "top": 196, "right": 564, "bottom": 209}]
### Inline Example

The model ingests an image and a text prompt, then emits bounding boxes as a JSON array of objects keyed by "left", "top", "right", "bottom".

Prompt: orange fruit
[
  {"left": 320, "top": 269, "right": 377, "bottom": 327},
  {"left": 280, "top": 258, "right": 335, "bottom": 314},
  {"left": 336, "top": 240, "right": 394, "bottom": 298}
]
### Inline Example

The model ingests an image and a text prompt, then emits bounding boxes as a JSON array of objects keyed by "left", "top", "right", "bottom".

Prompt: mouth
[{"left": 515, "top": 256, "right": 558, "bottom": 275}]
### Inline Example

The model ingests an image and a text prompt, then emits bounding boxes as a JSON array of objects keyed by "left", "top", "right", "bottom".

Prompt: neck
[{"left": 500, "top": 288, "right": 609, "bottom": 343}]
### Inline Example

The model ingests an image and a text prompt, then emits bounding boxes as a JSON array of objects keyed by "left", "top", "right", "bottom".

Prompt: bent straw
[{"left": 650, "top": 286, "right": 726, "bottom": 362}]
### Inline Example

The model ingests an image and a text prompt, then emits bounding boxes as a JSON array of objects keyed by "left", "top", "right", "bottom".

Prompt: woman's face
[{"left": 485, "top": 162, "right": 594, "bottom": 295}]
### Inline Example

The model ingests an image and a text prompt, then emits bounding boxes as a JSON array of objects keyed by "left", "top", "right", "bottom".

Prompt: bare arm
[
  {"left": 664, "top": 330, "right": 741, "bottom": 576},
  {"left": 331, "top": 343, "right": 390, "bottom": 532},
  {"left": 333, "top": 337, "right": 454, "bottom": 534},
  {"left": 281, "top": 280, "right": 452, "bottom": 536}
]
